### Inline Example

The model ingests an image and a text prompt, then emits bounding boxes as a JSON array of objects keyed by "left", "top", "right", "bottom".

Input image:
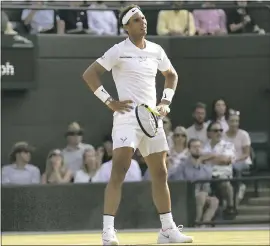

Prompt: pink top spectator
[{"left": 193, "top": 9, "right": 227, "bottom": 34}]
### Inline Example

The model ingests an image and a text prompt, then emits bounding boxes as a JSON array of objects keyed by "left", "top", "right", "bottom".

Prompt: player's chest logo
[{"left": 119, "top": 55, "right": 158, "bottom": 74}]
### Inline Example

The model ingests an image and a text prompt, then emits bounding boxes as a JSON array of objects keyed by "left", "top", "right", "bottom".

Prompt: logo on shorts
[{"left": 120, "top": 137, "right": 127, "bottom": 143}]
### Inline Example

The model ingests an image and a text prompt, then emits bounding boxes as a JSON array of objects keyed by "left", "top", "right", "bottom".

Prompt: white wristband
[
  {"left": 94, "top": 86, "right": 111, "bottom": 103},
  {"left": 161, "top": 88, "right": 175, "bottom": 102}
]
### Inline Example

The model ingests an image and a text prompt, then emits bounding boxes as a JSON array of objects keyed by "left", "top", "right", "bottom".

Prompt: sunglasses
[
  {"left": 211, "top": 129, "right": 223, "bottom": 133},
  {"left": 163, "top": 121, "right": 168, "bottom": 124},
  {"left": 174, "top": 133, "right": 186, "bottom": 137}
]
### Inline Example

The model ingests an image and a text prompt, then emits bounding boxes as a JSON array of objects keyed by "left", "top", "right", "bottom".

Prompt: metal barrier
[{"left": 192, "top": 176, "right": 270, "bottom": 226}]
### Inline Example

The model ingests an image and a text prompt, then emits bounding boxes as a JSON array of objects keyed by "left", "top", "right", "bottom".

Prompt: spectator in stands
[
  {"left": 41, "top": 149, "right": 72, "bottom": 184},
  {"left": 163, "top": 116, "right": 174, "bottom": 150},
  {"left": 1, "top": 11, "right": 17, "bottom": 35},
  {"left": 62, "top": 122, "right": 94, "bottom": 175},
  {"left": 94, "top": 158, "right": 142, "bottom": 182},
  {"left": 21, "top": 1, "right": 64, "bottom": 34},
  {"left": 167, "top": 126, "right": 189, "bottom": 177},
  {"left": 208, "top": 98, "right": 229, "bottom": 133},
  {"left": 100, "top": 135, "right": 113, "bottom": 163},
  {"left": 74, "top": 148, "right": 102, "bottom": 183},
  {"left": 203, "top": 121, "right": 236, "bottom": 216},
  {"left": 227, "top": 0, "right": 265, "bottom": 34},
  {"left": 224, "top": 109, "right": 252, "bottom": 201},
  {"left": 58, "top": 1, "right": 90, "bottom": 34},
  {"left": 2, "top": 142, "right": 40, "bottom": 185},
  {"left": 170, "top": 139, "right": 219, "bottom": 225},
  {"left": 187, "top": 102, "right": 208, "bottom": 146},
  {"left": 157, "top": 1, "right": 196, "bottom": 36},
  {"left": 87, "top": 1, "right": 118, "bottom": 35},
  {"left": 193, "top": 1, "right": 227, "bottom": 36}
]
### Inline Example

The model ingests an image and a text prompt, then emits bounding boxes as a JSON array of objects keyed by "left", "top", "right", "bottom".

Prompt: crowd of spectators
[
  {"left": 1, "top": 0, "right": 268, "bottom": 36},
  {"left": 2, "top": 98, "right": 254, "bottom": 225}
]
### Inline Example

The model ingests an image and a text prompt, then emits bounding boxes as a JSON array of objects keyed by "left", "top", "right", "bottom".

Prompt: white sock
[
  {"left": 160, "top": 212, "right": 175, "bottom": 230},
  {"left": 103, "top": 215, "right": 114, "bottom": 230}
]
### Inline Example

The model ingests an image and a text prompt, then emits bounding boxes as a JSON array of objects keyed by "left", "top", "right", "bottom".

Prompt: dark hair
[
  {"left": 187, "top": 138, "right": 201, "bottom": 149},
  {"left": 193, "top": 102, "right": 206, "bottom": 112},
  {"left": 206, "top": 121, "right": 222, "bottom": 132},
  {"left": 119, "top": 4, "right": 140, "bottom": 26},
  {"left": 210, "top": 98, "right": 229, "bottom": 121}
]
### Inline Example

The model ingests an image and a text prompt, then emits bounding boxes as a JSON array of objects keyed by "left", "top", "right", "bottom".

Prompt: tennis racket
[{"left": 135, "top": 104, "right": 170, "bottom": 138}]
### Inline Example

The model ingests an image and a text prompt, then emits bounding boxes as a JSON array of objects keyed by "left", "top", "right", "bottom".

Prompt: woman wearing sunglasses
[{"left": 167, "top": 126, "right": 189, "bottom": 178}]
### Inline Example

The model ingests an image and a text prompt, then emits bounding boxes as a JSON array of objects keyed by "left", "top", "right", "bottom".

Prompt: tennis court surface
[{"left": 2, "top": 228, "right": 269, "bottom": 245}]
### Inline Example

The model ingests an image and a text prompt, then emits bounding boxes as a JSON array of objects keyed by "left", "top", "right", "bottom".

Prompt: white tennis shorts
[{"left": 112, "top": 113, "right": 169, "bottom": 157}]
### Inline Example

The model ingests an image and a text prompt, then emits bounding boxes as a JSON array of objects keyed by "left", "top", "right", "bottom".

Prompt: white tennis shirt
[{"left": 96, "top": 38, "right": 171, "bottom": 115}]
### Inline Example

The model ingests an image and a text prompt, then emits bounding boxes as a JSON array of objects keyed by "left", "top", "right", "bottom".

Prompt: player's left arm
[
  {"left": 160, "top": 65, "right": 178, "bottom": 106},
  {"left": 157, "top": 47, "right": 178, "bottom": 115}
]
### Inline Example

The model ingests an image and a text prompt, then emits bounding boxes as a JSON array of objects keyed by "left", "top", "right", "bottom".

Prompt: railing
[
  {"left": 1, "top": 2, "right": 270, "bottom": 11},
  {"left": 2, "top": 2, "right": 270, "bottom": 35},
  {"left": 192, "top": 176, "right": 270, "bottom": 226}
]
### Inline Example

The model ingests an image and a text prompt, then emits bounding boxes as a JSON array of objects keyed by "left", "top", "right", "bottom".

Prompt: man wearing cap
[
  {"left": 2, "top": 142, "right": 40, "bottom": 185},
  {"left": 62, "top": 122, "right": 94, "bottom": 175},
  {"left": 83, "top": 4, "right": 192, "bottom": 245}
]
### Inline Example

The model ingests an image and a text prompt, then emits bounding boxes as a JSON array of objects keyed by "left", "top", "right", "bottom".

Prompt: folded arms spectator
[
  {"left": 193, "top": 1, "right": 227, "bottom": 36},
  {"left": 157, "top": 1, "right": 196, "bottom": 36},
  {"left": 202, "top": 121, "right": 236, "bottom": 217},
  {"left": 2, "top": 142, "right": 40, "bottom": 185},
  {"left": 41, "top": 149, "right": 72, "bottom": 184}
]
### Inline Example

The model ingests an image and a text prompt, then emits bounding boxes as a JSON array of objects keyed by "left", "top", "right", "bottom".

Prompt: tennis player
[{"left": 83, "top": 4, "right": 193, "bottom": 245}]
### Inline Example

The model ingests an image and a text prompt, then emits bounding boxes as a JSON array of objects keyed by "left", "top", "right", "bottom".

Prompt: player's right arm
[{"left": 82, "top": 45, "right": 133, "bottom": 114}]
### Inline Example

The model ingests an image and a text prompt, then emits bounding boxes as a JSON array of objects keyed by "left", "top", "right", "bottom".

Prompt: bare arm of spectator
[
  {"left": 219, "top": 10, "right": 227, "bottom": 34},
  {"left": 54, "top": 169, "right": 72, "bottom": 183},
  {"left": 228, "top": 13, "right": 248, "bottom": 33},
  {"left": 31, "top": 167, "right": 41, "bottom": 184},
  {"left": 156, "top": 11, "right": 170, "bottom": 36},
  {"left": 236, "top": 131, "right": 251, "bottom": 162},
  {"left": 187, "top": 12, "right": 196, "bottom": 36},
  {"left": 41, "top": 173, "right": 47, "bottom": 184}
]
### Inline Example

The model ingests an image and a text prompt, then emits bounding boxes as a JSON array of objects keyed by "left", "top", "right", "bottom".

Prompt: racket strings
[{"left": 137, "top": 105, "right": 158, "bottom": 137}]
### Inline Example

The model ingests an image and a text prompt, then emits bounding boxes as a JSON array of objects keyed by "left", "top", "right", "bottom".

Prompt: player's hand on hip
[
  {"left": 156, "top": 104, "right": 170, "bottom": 117},
  {"left": 108, "top": 100, "right": 134, "bottom": 114}
]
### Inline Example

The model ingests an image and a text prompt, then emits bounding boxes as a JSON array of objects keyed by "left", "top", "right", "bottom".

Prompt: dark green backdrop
[{"left": 1, "top": 181, "right": 195, "bottom": 232}]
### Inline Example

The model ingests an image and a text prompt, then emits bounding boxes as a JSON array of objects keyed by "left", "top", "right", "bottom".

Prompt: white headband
[{"left": 122, "top": 7, "right": 142, "bottom": 25}]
